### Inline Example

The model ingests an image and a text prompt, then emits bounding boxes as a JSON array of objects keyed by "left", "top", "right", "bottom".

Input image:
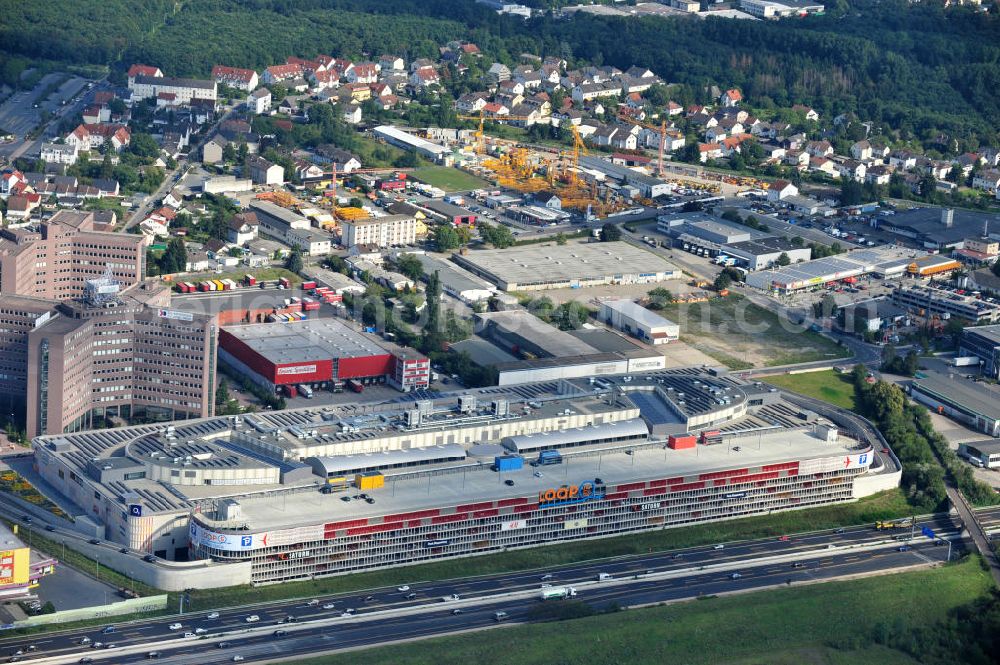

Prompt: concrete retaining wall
[{"left": 14, "top": 595, "right": 169, "bottom": 628}]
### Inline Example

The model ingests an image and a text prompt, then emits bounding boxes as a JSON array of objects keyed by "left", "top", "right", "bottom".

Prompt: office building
[
  {"left": 0, "top": 210, "right": 145, "bottom": 300},
  {"left": 340, "top": 215, "right": 417, "bottom": 248},
  {"left": 26, "top": 279, "right": 216, "bottom": 438},
  {"left": 599, "top": 299, "right": 679, "bottom": 345}
]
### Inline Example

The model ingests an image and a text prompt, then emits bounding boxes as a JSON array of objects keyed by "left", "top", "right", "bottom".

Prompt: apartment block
[{"left": 340, "top": 215, "right": 417, "bottom": 248}]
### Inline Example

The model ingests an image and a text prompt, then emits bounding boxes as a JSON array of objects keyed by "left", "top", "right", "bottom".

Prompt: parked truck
[
  {"left": 951, "top": 356, "right": 980, "bottom": 367},
  {"left": 297, "top": 384, "right": 314, "bottom": 399},
  {"left": 535, "top": 450, "right": 563, "bottom": 466},
  {"left": 540, "top": 586, "right": 577, "bottom": 601},
  {"left": 346, "top": 379, "right": 364, "bottom": 393}
]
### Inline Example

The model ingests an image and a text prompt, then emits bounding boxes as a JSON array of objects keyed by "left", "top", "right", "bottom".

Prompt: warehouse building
[
  {"left": 31, "top": 369, "right": 893, "bottom": 581},
  {"left": 420, "top": 200, "right": 477, "bottom": 226},
  {"left": 909, "top": 371, "right": 1000, "bottom": 436},
  {"left": 452, "top": 242, "right": 681, "bottom": 291},
  {"left": 219, "top": 318, "right": 430, "bottom": 393},
  {"left": 658, "top": 213, "right": 764, "bottom": 245},
  {"left": 474, "top": 310, "right": 599, "bottom": 359},
  {"left": 248, "top": 200, "right": 332, "bottom": 256},
  {"left": 494, "top": 351, "right": 666, "bottom": 385},
  {"left": 373, "top": 125, "right": 451, "bottom": 164},
  {"left": 414, "top": 254, "right": 495, "bottom": 303},
  {"left": 599, "top": 299, "right": 679, "bottom": 345},
  {"left": 745, "top": 247, "right": 924, "bottom": 294},
  {"left": 723, "top": 237, "right": 812, "bottom": 271},
  {"left": 891, "top": 284, "right": 1000, "bottom": 324},
  {"left": 875, "top": 207, "right": 1000, "bottom": 250},
  {"left": 960, "top": 325, "right": 1000, "bottom": 378},
  {"left": 958, "top": 440, "right": 1000, "bottom": 469}
]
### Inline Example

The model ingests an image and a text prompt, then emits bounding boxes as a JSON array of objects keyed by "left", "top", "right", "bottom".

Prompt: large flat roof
[
  {"left": 911, "top": 371, "right": 1000, "bottom": 422},
  {"left": 212, "top": 427, "right": 866, "bottom": 532},
  {"left": 601, "top": 299, "right": 677, "bottom": 330},
  {"left": 224, "top": 318, "right": 389, "bottom": 365},
  {"left": 476, "top": 309, "right": 598, "bottom": 357},
  {"left": 965, "top": 324, "right": 1000, "bottom": 346},
  {"left": 454, "top": 241, "right": 677, "bottom": 286}
]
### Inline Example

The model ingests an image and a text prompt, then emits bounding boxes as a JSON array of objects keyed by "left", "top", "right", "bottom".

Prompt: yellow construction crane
[
  {"left": 617, "top": 112, "right": 669, "bottom": 179},
  {"left": 457, "top": 112, "right": 539, "bottom": 155}
]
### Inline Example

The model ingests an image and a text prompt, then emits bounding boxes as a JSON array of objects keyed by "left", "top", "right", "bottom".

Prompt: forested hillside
[{"left": 1, "top": 0, "right": 999, "bottom": 146}]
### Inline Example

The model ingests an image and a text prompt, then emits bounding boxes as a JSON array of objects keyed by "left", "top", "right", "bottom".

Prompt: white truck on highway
[{"left": 540, "top": 586, "right": 577, "bottom": 601}]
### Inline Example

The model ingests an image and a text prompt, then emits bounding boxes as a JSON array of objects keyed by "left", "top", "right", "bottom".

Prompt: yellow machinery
[{"left": 457, "top": 112, "right": 539, "bottom": 155}]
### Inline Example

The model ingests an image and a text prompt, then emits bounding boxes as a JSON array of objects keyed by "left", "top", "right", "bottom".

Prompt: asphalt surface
[{"left": 0, "top": 515, "right": 962, "bottom": 664}]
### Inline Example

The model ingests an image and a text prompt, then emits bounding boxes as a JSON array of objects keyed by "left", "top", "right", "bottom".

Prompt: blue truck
[{"left": 535, "top": 450, "right": 563, "bottom": 466}]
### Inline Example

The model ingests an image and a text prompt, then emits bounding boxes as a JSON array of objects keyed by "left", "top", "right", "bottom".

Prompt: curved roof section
[
  {"left": 502, "top": 418, "right": 649, "bottom": 453},
  {"left": 306, "top": 443, "right": 467, "bottom": 476}
]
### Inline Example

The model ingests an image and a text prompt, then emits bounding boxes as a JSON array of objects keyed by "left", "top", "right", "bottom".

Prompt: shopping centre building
[{"left": 32, "top": 369, "right": 898, "bottom": 584}]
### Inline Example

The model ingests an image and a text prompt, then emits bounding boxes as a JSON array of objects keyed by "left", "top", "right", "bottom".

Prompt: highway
[{"left": 0, "top": 516, "right": 962, "bottom": 664}]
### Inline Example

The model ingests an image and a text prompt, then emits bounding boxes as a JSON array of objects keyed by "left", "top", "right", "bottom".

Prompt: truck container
[
  {"left": 667, "top": 434, "right": 697, "bottom": 450},
  {"left": 951, "top": 356, "right": 980, "bottom": 367},
  {"left": 175, "top": 283, "right": 189, "bottom": 293},
  {"left": 224, "top": 279, "right": 237, "bottom": 290},
  {"left": 354, "top": 471, "right": 385, "bottom": 491},
  {"left": 346, "top": 379, "right": 364, "bottom": 393},
  {"left": 282, "top": 384, "right": 298, "bottom": 398},
  {"left": 536, "top": 450, "right": 562, "bottom": 466},
  {"left": 199, "top": 281, "right": 213, "bottom": 292},
  {"left": 301, "top": 281, "right": 317, "bottom": 291},
  {"left": 494, "top": 455, "right": 523, "bottom": 472},
  {"left": 212, "top": 280, "right": 225, "bottom": 291},
  {"left": 297, "top": 384, "right": 314, "bottom": 399},
  {"left": 303, "top": 300, "right": 321, "bottom": 311},
  {"left": 540, "top": 587, "right": 577, "bottom": 601},
  {"left": 244, "top": 275, "right": 257, "bottom": 287},
  {"left": 279, "top": 277, "right": 291, "bottom": 289},
  {"left": 186, "top": 282, "right": 197, "bottom": 293}
]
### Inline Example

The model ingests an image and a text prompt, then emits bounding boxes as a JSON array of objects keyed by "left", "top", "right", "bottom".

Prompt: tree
[
  {"left": 840, "top": 178, "right": 863, "bottom": 206},
  {"left": 647, "top": 287, "right": 673, "bottom": 310},
  {"left": 285, "top": 246, "right": 303, "bottom": 274},
  {"left": 599, "top": 223, "right": 621, "bottom": 242},
  {"left": 395, "top": 253, "right": 424, "bottom": 280},
  {"left": 421, "top": 270, "right": 445, "bottom": 353},
  {"left": 128, "top": 132, "right": 161, "bottom": 160},
  {"left": 215, "top": 378, "right": 230, "bottom": 409},
  {"left": 433, "top": 225, "right": 461, "bottom": 251},
  {"left": 552, "top": 302, "right": 591, "bottom": 331},
  {"left": 813, "top": 292, "right": 838, "bottom": 318},
  {"left": 714, "top": 271, "right": 733, "bottom": 291},
  {"left": 555, "top": 233, "right": 567, "bottom": 245},
  {"left": 158, "top": 237, "right": 187, "bottom": 274},
  {"left": 479, "top": 222, "right": 514, "bottom": 249},
  {"left": 775, "top": 252, "right": 791, "bottom": 266}
]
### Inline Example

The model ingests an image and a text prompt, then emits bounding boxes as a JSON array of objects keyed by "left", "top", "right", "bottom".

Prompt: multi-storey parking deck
[{"left": 31, "top": 368, "right": 899, "bottom": 574}]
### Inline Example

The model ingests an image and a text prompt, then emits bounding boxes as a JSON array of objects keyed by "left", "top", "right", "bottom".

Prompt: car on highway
[
  {"left": 244, "top": 615, "right": 260, "bottom": 623},
  {"left": 19, "top": 515, "right": 30, "bottom": 524},
  {"left": 778, "top": 535, "right": 790, "bottom": 541},
  {"left": 540, "top": 574, "right": 553, "bottom": 581},
  {"left": 79, "top": 638, "right": 91, "bottom": 645},
  {"left": 533, "top": 471, "right": 543, "bottom": 478},
  {"left": 307, "top": 599, "right": 319, "bottom": 606},
  {"left": 835, "top": 528, "right": 846, "bottom": 534},
  {"left": 504, "top": 479, "right": 515, "bottom": 486},
  {"left": 232, "top": 657, "right": 244, "bottom": 663},
  {"left": 451, "top": 608, "right": 463, "bottom": 615},
  {"left": 119, "top": 548, "right": 128, "bottom": 554},
  {"left": 273, "top": 629, "right": 287, "bottom": 637},
  {"left": 206, "top": 611, "right": 220, "bottom": 619},
  {"left": 194, "top": 628, "right": 208, "bottom": 635},
  {"left": 322, "top": 603, "right": 336, "bottom": 610},
  {"left": 792, "top": 562, "right": 806, "bottom": 568},
  {"left": 146, "top": 652, "right": 161, "bottom": 659},
  {"left": 102, "top": 626, "right": 115, "bottom": 634},
  {"left": 216, "top": 642, "right": 230, "bottom": 649},
  {"left": 168, "top": 623, "right": 182, "bottom": 630},
  {"left": 397, "top": 585, "right": 410, "bottom": 592},
  {"left": 44, "top": 525, "right": 55, "bottom": 532},
  {"left": 898, "top": 545, "right": 909, "bottom": 552},
  {"left": 713, "top": 544, "right": 725, "bottom": 550},
  {"left": 364, "top": 595, "right": 375, "bottom": 602},
  {"left": 493, "top": 611, "right": 509, "bottom": 622},
  {"left": 88, "top": 539, "right": 101, "bottom": 545},
  {"left": 78, "top": 659, "right": 93, "bottom": 664},
  {"left": 405, "top": 592, "right": 417, "bottom": 599},
  {"left": 730, "top": 572, "right": 742, "bottom": 580},
  {"left": 183, "top": 632, "right": 195, "bottom": 638}
]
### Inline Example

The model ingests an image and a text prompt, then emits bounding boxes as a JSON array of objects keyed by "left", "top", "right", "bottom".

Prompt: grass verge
[
  {"left": 408, "top": 166, "right": 489, "bottom": 192},
  {"left": 287, "top": 556, "right": 991, "bottom": 665},
  {"left": 659, "top": 295, "right": 848, "bottom": 368},
  {"left": 764, "top": 370, "right": 858, "bottom": 411},
  {"left": 184, "top": 488, "right": 911, "bottom": 611}
]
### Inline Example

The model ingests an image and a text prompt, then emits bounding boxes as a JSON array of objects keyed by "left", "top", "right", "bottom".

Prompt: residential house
[
  {"left": 482, "top": 102, "right": 510, "bottom": 118},
  {"left": 809, "top": 156, "right": 839, "bottom": 178},
  {"left": 409, "top": 68, "right": 440, "bottom": 89},
  {"left": 5, "top": 194, "right": 39, "bottom": 220},
  {"left": 211, "top": 65, "right": 259, "bottom": 91},
  {"left": 866, "top": 165, "right": 892, "bottom": 186},
  {"left": 227, "top": 212, "right": 259, "bottom": 245},
  {"left": 246, "top": 155, "right": 284, "bottom": 186},
  {"left": 81, "top": 105, "right": 109, "bottom": 124},
  {"left": 698, "top": 143, "right": 723, "bottom": 163},
  {"left": 805, "top": 140, "right": 834, "bottom": 157},
  {"left": 783, "top": 149, "right": 810, "bottom": 169},
  {"left": 342, "top": 104, "right": 362, "bottom": 125},
  {"left": 837, "top": 159, "right": 867, "bottom": 182},
  {"left": 760, "top": 142, "right": 786, "bottom": 161},
  {"left": 316, "top": 146, "right": 361, "bottom": 173},
  {"left": 246, "top": 88, "right": 271, "bottom": 115},
  {"left": 346, "top": 63, "right": 378, "bottom": 84},
  {"left": 487, "top": 63, "right": 511, "bottom": 84},
  {"left": 379, "top": 55, "right": 405, "bottom": 71},
  {"left": 532, "top": 192, "right": 562, "bottom": 210},
  {"left": 720, "top": 89, "right": 742, "bottom": 107},
  {"left": 127, "top": 64, "right": 162, "bottom": 87},
  {"left": 589, "top": 125, "right": 619, "bottom": 148},
  {"left": 955, "top": 153, "right": 982, "bottom": 177},
  {"left": 40, "top": 142, "right": 78, "bottom": 166},
  {"left": 293, "top": 160, "right": 325, "bottom": 183},
  {"left": 791, "top": 104, "right": 819, "bottom": 121},
  {"left": 972, "top": 169, "right": 1000, "bottom": 194},
  {"left": 888, "top": 150, "right": 918, "bottom": 170},
  {"left": 850, "top": 140, "right": 873, "bottom": 161},
  {"left": 767, "top": 179, "right": 798, "bottom": 201},
  {"left": 65, "top": 124, "right": 130, "bottom": 152},
  {"left": 202, "top": 135, "right": 228, "bottom": 164},
  {"left": 263, "top": 63, "right": 303, "bottom": 85},
  {"left": 456, "top": 92, "right": 489, "bottom": 113}
]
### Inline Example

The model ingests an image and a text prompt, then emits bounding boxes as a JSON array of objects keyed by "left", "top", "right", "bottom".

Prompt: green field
[
  {"left": 289, "top": 557, "right": 990, "bottom": 665},
  {"left": 183, "top": 489, "right": 910, "bottom": 611},
  {"left": 764, "top": 370, "right": 858, "bottom": 411},
  {"left": 409, "top": 166, "right": 489, "bottom": 192},
  {"left": 659, "top": 295, "right": 849, "bottom": 369}
]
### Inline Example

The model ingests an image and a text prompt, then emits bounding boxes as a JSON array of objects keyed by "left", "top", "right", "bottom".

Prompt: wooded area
[{"left": 1, "top": 0, "right": 998, "bottom": 147}]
